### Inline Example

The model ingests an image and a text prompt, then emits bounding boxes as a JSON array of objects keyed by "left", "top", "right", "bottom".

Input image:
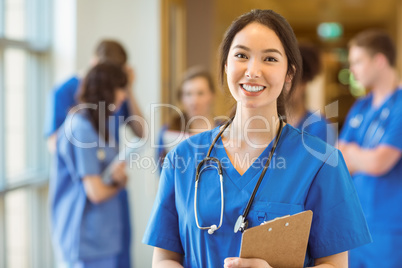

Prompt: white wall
[
  {"left": 53, "top": 0, "right": 162, "bottom": 267},
  {"left": 52, "top": 0, "right": 77, "bottom": 83}
]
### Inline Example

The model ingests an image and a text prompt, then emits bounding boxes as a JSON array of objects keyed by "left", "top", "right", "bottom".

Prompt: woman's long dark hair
[
  {"left": 219, "top": 9, "right": 302, "bottom": 120},
  {"left": 77, "top": 62, "right": 127, "bottom": 141}
]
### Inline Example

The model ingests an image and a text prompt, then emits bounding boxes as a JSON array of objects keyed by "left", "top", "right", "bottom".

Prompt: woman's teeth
[{"left": 242, "top": 84, "right": 265, "bottom": 92}]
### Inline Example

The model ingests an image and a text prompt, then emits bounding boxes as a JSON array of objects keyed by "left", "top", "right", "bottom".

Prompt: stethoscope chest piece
[{"left": 234, "top": 215, "right": 248, "bottom": 233}]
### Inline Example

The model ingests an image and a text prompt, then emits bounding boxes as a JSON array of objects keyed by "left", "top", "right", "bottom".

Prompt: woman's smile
[{"left": 240, "top": 83, "right": 266, "bottom": 96}]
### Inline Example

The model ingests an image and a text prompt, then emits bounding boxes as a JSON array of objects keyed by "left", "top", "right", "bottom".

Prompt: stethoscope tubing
[{"left": 194, "top": 116, "right": 284, "bottom": 234}]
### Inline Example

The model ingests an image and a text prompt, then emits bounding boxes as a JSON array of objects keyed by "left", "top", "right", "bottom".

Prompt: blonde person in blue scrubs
[
  {"left": 50, "top": 63, "right": 130, "bottom": 268},
  {"left": 287, "top": 43, "right": 336, "bottom": 145},
  {"left": 339, "top": 29, "right": 402, "bottom": 268},
  {"left": 143, "top": 9, "right": 371, "bottom": 268}
]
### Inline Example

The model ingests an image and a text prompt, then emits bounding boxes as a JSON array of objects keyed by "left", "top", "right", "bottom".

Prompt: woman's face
[
  {"left": 225, "top": 22, "right": 289, "bottom": 110},
  {"left": 114, "top": 88, "right": 127, "bottom": 110},
  {"left": 180, "top": 76, "right": 214, "bottom": 118}
]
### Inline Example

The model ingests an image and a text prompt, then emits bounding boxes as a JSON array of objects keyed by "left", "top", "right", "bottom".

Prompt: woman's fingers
[
  {"left": 112, "top": 161, "right": 128, "bottom": 186},
  {"left": 224, "top": 257, "right": 271, "bottom": 268}
]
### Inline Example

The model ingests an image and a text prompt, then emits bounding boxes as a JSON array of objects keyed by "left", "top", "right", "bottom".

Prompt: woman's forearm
[
  {"left": 154, "top": 260, "right": 184, "bottom": 268},
  {"left": 83, "top": 175, "right": 120, "bottom": 204},
  {"left": 153, "top": 248, "right": 183, "bottom": 268}
]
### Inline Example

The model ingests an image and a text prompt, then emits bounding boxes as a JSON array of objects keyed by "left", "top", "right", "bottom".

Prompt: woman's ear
[
  {"left": 286, "top": 65, "right": 296, "bottom": 83},
  {"left": 285, "top": 73, "right": 293, "bottom": 83},
  {"left": 225, "top": 63, "right": 228, "bottom": 73}
]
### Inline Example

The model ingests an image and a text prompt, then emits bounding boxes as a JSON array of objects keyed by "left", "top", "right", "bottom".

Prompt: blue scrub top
[
  {"left": 45, "top": 75, "right": 132, "bottom": 267},
  {"left": 295, "top": 111, "right": 337, "bottom": 146},
  {"left": 340, "top": 89, "right": 402, "bottom": 267},
  {"left": 143, "top": 124, "right": 372, "bottom": 267},
  {"left": 44, "top": 75, "right": 130, "bottom": 142},
  {"left": 50, "top": 112, "right": 124, "bottom": 262}
]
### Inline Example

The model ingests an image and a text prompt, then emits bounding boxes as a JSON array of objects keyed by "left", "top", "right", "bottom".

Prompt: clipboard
[
  {"left": 240, "top": 210, "right": 313, "bottom": 268},
  {"left": 101, "top": 145, "right": 138, "bottom": 185}
]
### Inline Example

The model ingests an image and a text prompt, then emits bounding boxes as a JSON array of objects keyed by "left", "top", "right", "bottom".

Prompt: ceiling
[
  {"left": 214, "top": 0, "right": 399, "bottom": 46},
  {"left": 216, "top": 0, "right": 398, "bottom": 30}
]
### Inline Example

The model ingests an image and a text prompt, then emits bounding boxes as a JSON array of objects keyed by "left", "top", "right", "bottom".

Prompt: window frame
[
  {"left": 0, "top": 0, "right": 50, "bottom": 189},
  {"left": 0, "top": 0, "right": 54, "bottom": 267}
]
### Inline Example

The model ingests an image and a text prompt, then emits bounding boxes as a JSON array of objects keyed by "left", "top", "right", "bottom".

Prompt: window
[{"left": 0, "top": 0, "right": 53, "bottom": 267}]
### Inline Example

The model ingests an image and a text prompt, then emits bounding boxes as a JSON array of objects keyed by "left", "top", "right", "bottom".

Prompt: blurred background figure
[
  {"left": 45, "top": 39, "right": 145, "bottom": 153},
  {"left": 50, "top": 63, "right": 130, "bottom": 268},
  {"left": 46, "top": 40, "right": 143, "bottom": 268},
  {"left": 339, "top": 29, "right": 402, "bottom": 268},
  {"left": 287, "top": 43, "right": 337, "bottom": 145},
  {"left": 157, "top": 67, "right": 218, "bottom": 171}
]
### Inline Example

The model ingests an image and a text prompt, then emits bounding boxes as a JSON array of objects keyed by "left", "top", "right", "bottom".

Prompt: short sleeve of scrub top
[
  {"left": 305, "top": 149, "right": 372, "bottom": 258},
  {"left": 44, "top": 76, "right": 80, "bottom": 137},
  {"left": 67, "top": 114, "right": 103, "bottom": 177}
]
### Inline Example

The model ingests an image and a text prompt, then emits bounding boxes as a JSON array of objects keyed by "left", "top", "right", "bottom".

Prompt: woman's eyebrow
[
  {"left": 233, "top": 45, "right": 283, "bottom": 56},
  {"left": 262, "top": 48, "right": 283, "bottom": 56}
]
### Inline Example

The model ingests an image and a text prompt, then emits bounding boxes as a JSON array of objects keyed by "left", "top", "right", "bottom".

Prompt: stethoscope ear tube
[{"left": 235, "top": 117, "right": 284, "bottom": 233}]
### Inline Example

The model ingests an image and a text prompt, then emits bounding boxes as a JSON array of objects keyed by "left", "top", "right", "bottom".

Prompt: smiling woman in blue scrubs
[
  {"left": 143, "top": 9, "right": 372, "bottom": 268},
  {"left": 339, "top": 29, "right": 402, "bottom": 268},
  {"left": 50, "top": 63, "right": 130, "bottom": 268}
]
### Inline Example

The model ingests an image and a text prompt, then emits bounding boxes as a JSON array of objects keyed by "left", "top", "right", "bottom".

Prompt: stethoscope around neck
[{"left": 194, "top": 116, "right": 284, "bottom": 235}]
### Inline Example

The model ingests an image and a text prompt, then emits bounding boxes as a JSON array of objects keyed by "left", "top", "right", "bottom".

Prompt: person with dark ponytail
[
  {"left": 287, "top": 43, "right": 336, "bottom": 145},
  {"left": 50, "top": 63, "right": 131, "bottom": 268},
  {"left": 143, "top": 9, "right": 371, "bottom": 267}
]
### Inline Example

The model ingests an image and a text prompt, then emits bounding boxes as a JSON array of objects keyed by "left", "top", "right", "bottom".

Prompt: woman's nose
[{"left": 245, "top": 59, "right": 262, "bottom": 78}]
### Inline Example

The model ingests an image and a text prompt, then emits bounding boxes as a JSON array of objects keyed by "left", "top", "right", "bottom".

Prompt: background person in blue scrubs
[
  {"left": 51, "top": 63, "right": 130, "bottom": 268},
  {"left": 45, "top": 40, "right": 144, "bottom": 268},
  {"left": 157, "top": 67, "right": 218, "bottom": 173},
  {"left": 287, "top": 43, "right": 336, "bottom": 146},
  {"left": 45, "top": 39, "right": 145, "bottom": 152},
  {"left": 143, "top": 9, "right": 371, "bottom": 268},
  {"left": 339, "top": 29, "right": 402, "bottom": 268}
]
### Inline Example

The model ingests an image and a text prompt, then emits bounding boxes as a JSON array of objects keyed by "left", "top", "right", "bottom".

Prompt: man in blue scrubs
[
  {"left": 46, "top": 40, "right": 145, "bottom": 268},
  {"left": 339, "top": 29, "right": 402, "bottom": 268}
]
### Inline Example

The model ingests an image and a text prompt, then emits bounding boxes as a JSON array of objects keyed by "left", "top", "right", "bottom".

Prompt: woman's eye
[
  {"left": 265, "top": 57, "right": 278, "bottom": 62},
  {"left": 235, "top": 53, "right": 247, "bottom": 59}
]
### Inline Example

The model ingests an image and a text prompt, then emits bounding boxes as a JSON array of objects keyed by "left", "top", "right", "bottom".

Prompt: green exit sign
[{"left": 317, "top": 22, "right": 343, "bottom": 40}]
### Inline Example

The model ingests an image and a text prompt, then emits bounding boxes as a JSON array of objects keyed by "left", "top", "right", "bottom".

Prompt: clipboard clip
[{"left": 234, "top": 215, "right": 249, "bottom": 233}]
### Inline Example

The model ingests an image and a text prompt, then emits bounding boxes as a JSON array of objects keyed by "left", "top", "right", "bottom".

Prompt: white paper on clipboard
[{"left": 101, "top": 145, "right": 139, "bottom": 185}]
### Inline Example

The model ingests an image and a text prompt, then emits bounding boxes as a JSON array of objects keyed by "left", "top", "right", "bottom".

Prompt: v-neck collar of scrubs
[
  {"left": 211, "top": 124, "right": 289, "bottom": 190},
  {"left": 369, "top": 89, "right": 398, "bottom": 112},
  {"left": 361, "top": 90, "right": 396, "bottom": 125}
]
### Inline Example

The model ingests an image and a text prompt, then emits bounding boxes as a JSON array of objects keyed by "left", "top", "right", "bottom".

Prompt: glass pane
[
  {"left": 5, "top": 189, "right": 29, "bottom": 268},
  {"left": 5, "top": 48, "right": 27, "bottom": 181},
  {"left": 5, "top": 0, "right": 26, "bottom": 40}
]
